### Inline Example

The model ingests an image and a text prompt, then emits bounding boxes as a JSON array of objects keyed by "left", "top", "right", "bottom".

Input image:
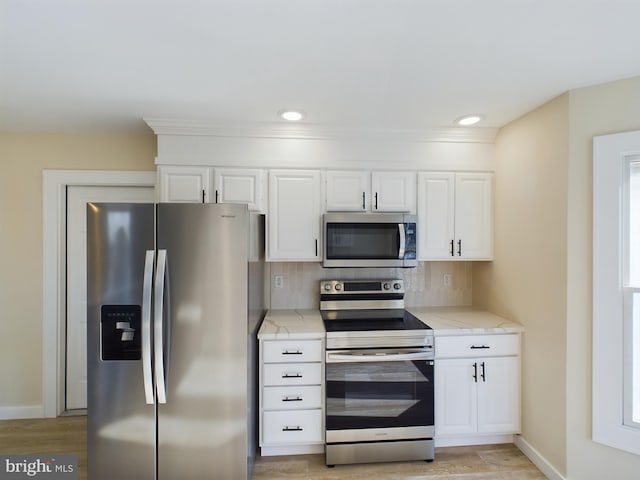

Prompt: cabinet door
[
  {"left": 158, "top": 166, "right": 211, "bottom": 203},
  {"left": 455, "top": 173, "right": 493, "bottom": 259},
  {"left": 325, "top": 170, "right": 369, "bottom": 211},
  {"left": 477, "top": 356, "right": 520, "bottom": 434},
  {"left": 417, "top": 172, "right": 455, "bottom": 259},
  {"left": 213, "top": 168, "right": 265, "bottom": 212},
  {"left": 267, "top": 170, "right": 322, "bottom": 261},
  {"left": 371, "top": 171, "right": 416, "bottom": 212},
  {"left": 435, "top": 358, "right": 477, "bottom": 436}
]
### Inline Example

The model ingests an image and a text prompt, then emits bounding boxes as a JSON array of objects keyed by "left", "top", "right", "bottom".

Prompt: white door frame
[{"left": 42, "top": 170, "right": 156, "bottom": 417}]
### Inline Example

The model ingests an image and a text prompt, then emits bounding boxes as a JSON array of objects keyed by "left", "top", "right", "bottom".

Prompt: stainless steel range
[{"left": 321, "top": 279, "right": 435, "bottom": 467}]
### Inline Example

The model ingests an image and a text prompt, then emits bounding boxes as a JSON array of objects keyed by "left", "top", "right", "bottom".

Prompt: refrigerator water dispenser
[{"left": 100, "top": 305, "right": 142, "bottom": 360}]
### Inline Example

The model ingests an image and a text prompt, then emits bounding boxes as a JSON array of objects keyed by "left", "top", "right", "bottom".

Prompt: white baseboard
[
  {"left": 0, "top": 405, "right": 45, "bottom": 420},
  {"left": 514, "top": 435, "right": 565, "bottom": 480}
]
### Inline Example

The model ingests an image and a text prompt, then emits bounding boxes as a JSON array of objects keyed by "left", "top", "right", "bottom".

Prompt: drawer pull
[
  {"left": 282, "top": 426, "right": 303, "bottom": 432},
  {"left": 470, "top": 345, "right": 490, "bottom": 349},
  {"left": 282, "top": 396, "right": 303, "bottom": 402},
  {"left": 282, "top": 373, "right": 303, "bottom": 378},
  {"left": 282, "top": 350, "right": 303, "bottom": 355}
]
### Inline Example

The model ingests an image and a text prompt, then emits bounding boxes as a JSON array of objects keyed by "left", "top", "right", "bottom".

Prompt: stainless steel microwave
[{"left": 323, "top": 213, "right": 417, "bottom": 268}]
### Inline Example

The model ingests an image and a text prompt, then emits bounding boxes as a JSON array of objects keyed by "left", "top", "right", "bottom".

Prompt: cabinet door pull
[
  {"left": 374, "top": 192, "right": 379, "bottom": 210},
  {"left": 282, "top": 426, "right": 303, "bottom": 432},
  {"left": 472, "top": 362, "right": 478, "bottom": 383},
  {"left": 202, "top": 189, "right": 206, "bottom": 204},
  {"left": 282, "top": 350, "right": 303, "bottom": 355},
  {"left": 470, "top": 345, "right": 490, "bottom": 350},
  {"left": 282, "top": 373, "right": 303, "bottom": 378},
  {"left": 457, "top": 239, "right": 462, "bottom": 256},
  {"left": 450, "top": 239, "right": 455, "bottom": 257},
  {"left": 282, "top": 396, "right": 303, "bottom": 402},
  {"left": 215, "top": 189, "right": 219, "bottom": 203},
  {"left": 315, "top": 239, "right": 318, "bottom": 256},
  {"left": 362, "top": 191, "right": 366, "bottom": 210},
  {"left": 481, "top": 361, "right": 486, "bottom": 382}
]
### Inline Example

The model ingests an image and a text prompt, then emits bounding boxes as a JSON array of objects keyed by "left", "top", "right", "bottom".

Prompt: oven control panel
[{"left": 320, "top": 279, "right": 404, "bottom": 294}]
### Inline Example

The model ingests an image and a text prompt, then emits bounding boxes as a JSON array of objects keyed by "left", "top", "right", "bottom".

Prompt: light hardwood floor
[{"left": 0, "top": 416, "right": 546, "bottom": 479}]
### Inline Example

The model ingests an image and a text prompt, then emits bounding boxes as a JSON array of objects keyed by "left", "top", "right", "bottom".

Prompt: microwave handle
[{"left": 398, "top": 223, "right": 406, "bottom": 259}]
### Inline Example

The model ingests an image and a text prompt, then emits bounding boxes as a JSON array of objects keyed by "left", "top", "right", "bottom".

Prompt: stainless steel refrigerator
[{"left": 86, "top": 202, "right": 264, "bottom": 480}]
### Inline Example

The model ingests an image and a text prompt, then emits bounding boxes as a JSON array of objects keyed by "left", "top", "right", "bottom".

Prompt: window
[
  {"left": 625, "top": 161, "right": 640, "bottom": 428},
  {"left": 593, "top": 131, "right": 640, "bottom": 455}
]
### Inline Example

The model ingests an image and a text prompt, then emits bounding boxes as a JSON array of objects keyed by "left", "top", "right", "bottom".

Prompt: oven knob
[
  {"left": 393, "top": 282, "right": 401, "bottom": 290},
  {"left": 383, "top": 282, "right": 391, "bottom": 290},
  {"left": 324, "top": 283, "right": 332, "bottom": 292},
  {"left": 335, "top": 283, "right": 342, "bottom": 291}
]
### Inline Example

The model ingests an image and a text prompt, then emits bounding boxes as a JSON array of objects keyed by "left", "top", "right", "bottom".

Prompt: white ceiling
[{"left": 2, "top": 0, "right": 640, "bottom": 135}]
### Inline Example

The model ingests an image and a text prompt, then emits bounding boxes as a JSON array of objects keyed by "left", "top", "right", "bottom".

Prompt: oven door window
[
  {"left": 326, "top": 223, "right": 401, "bottom": 260},
  {"left": 326, "top": 360, "right": 434, "bottom": 431}
]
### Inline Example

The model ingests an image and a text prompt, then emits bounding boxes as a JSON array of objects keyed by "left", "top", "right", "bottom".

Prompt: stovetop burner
[
  {"left": 322, "top": 308, "right": 431, "bottom": 333},
  {"left": 320, "top": 279, "right": 433, "bottom": 349}
]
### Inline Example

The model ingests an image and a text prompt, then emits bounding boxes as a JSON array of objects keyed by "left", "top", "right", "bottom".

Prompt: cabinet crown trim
[{"left": 144, "top": 118, "right": 497, "bottom": 144}]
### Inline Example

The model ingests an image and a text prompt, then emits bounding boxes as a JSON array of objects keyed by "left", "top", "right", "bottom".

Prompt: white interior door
[{"left": 66, "top": 185, "right": 154, "bottom": 411}]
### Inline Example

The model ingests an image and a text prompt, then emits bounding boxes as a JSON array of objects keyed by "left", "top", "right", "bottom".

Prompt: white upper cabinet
[
  {"left": 267, "top": 170, "right": 322, "bottom": 262},
  {"left": 213, "top": 168, "right": 265, "bottom": 212},
  {"left": 371, "top": 171, "right": 416, "bottom": 212},
  {"left": 418, "top": 172, "right": 493, "bottom": 260},
  {"left": 158, "top": 166, "right": 265, "bottom": 210},
  {"left": 158, "top": 166, "right": 211, "bottom": 203},
  {"left": 325, "top": 170, "right": 370, "bottom": 211},
  {"left": 454, "top": 173, "right": 493, "bottom": 259},
  {"left": 325, "top": 170, "right": 416, "bottom": 213}
]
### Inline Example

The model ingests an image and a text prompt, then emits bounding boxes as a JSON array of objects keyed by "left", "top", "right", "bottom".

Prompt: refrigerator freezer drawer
[
  {"left": 262, "top": 410, "right": 323, "bottom": 445},
  {"left": 263, "top": 363, "right": 322, "bottom": 386},
  {"left": 262, "top": 339, "right": 323, "bottom": 363},
  {"left": 263, "top": 385, "right": 322, "bottom": 410}
]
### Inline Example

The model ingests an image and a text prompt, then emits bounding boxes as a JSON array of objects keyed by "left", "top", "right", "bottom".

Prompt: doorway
[
  {"left": 42, "top": 170, "right": 156, "bottom": 417},
  {"left": 65, "top": 185, "right": 154, "bottom": 411}
]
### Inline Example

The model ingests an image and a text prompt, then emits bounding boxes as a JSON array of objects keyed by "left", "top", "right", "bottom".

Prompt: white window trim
[{"left": 593, "top": 131, "right": 640, "bottom": 455}]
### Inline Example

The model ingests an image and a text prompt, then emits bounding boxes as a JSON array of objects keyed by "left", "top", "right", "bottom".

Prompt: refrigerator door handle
[
  {"left": 142, "top": 250, "right": 155, "bottom": 404},
  {"left": 154, "top": 249, "right": 170, "bottom": 404}
]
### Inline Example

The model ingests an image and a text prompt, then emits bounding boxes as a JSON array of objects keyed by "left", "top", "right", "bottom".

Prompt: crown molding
[{"left": 144, "top": 118, "right": 497, "bottom": 144}]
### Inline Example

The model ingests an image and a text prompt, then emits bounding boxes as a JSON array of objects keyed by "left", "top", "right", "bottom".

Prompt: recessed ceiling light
[
  {"left": 279, "top": 110, "right": 305, "bottom": 121},
  {"left": 455, "top": 114, "right": 484, "bottom": 126}
]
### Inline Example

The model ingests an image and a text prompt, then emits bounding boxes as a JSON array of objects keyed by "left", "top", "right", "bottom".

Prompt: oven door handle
[{"left": 326, "top": 349, "right": 432, "bottom": 363}]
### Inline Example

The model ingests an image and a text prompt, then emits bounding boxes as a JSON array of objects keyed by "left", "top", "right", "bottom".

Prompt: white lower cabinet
[
  {"left": 434, "top": 334, "right": 520, "bottom": 446},
  {"left": 259, "top": 338, "right": 324, "bottom": 455},
  {"left": 262, "top": 410, "right": 323, "bottom": 445}
]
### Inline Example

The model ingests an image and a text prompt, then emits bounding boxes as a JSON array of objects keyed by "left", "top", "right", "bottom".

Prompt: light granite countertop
[
  {"left": 259, "top": 307, "right": 523, "bottom": 339},
  {"left": 258, "top": 309, "right": 325, "bottom": 340},
  {"left": 407, "top": 306, "right": 524, "bottom": 336}
]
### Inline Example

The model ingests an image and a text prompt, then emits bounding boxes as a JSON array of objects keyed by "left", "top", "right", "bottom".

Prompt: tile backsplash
[{"left": 267, "top": 261, "right": 472, "bottom": 309}]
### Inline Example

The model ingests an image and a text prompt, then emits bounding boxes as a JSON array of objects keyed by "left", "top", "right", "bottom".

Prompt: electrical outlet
[
  {"left": 443, "top": 273, "right": 452, "bottom": 287},
  {"left": 274, "top": 275, "right": 284, "bottom": 289}
]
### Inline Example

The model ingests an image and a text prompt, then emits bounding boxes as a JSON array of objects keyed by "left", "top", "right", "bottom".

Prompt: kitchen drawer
[
  {"left": 262, "top": 339, "right": 323, "bottom": 363},
  {"left": 436, "top": 334, "right": 520, "bottom": 359},
  {"left": 263, "top": 385, "right": 322, "bottom": 410},
  {"left": 263, "top": 363, "right": 322, "bottom": 386},
  {"left": 262, "top": 409, "right": 323, "bottom": 445}
]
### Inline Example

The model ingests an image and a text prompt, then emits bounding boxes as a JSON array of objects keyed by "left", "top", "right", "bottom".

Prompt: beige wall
[
  {"left": 565, "top": 76, "right": 640, "bottom": 479},
  {"left": 473, "top": 94, "right": 569, "bottom": 475},
  {"left": 474, "top": 74, "right": 640, "bottom": 479},
  {"left": 0, "top": 133, "right": 156, "bottom": 413}
]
